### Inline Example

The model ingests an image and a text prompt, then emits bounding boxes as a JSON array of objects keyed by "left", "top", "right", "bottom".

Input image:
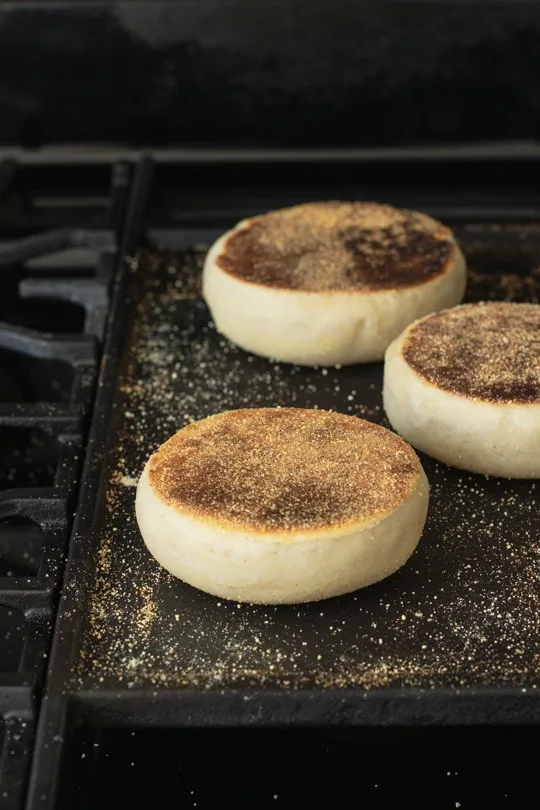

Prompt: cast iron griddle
[{"left": 74, "top": 223, "right": 540, "bottom": 702}]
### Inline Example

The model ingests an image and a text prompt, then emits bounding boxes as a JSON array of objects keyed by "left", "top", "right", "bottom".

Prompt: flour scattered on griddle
[{"left": 76, "top": 232, "right": 540, "bottom": 692}]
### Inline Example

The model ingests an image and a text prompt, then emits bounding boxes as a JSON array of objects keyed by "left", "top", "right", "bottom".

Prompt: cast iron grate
[{"left": 0, "top": 158, "right": 130, "bottom": 810}]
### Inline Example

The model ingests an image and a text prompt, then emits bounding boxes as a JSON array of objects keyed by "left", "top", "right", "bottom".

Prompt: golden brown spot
[
  {"left": 404, "top": 302, "right": 540, "bottom": 403},
  {"left": 217, "top": 202, "right": 456, "bottom": 293},
  {"left": 148, "top": 408, "right": 421, "bottom": 533}
]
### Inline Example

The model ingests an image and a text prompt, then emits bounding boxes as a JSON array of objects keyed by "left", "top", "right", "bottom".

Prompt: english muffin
[
  {"left": 203, "top": 202, "right": 466, "bottom": 366},
  {"left": 383, "top": 302, "right": 540, "bottom": 478},
  {"left": 136, "top": 408, "right": 429, "bottom": 604}
]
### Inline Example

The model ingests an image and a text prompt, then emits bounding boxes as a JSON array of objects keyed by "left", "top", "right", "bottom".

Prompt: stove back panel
[{"left": 0, "top": 2, "right": 539, "bottom": 148}]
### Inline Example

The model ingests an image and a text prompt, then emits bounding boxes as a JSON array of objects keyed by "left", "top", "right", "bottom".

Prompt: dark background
[{"left": 0, "top": 1, "right": 539, "bottom": 149}]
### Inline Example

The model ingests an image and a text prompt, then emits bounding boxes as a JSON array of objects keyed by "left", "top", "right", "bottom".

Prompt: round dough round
[
  {"left": 135, "top": 408, "right": 429, "bottom": 604},
  {"left": 202, "top": 201, "right": 466, "bottom": 367},
  {"left": 383, "top": 302, "right": 540, "bottom": 478}
]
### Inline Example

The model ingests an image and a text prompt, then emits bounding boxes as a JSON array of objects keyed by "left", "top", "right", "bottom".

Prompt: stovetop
[
  {"left": 0, "top": 158, "right": 130, "bottom": 809},
  {"left": 0, "top": 6, "right": 538, "bottom": 809},
  {"left": 1, "top": 152, "right": 539, "bottom": 810}
]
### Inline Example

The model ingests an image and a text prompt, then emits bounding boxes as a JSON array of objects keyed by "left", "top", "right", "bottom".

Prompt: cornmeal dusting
[
  {"left": 404, "top": 302, "right": 540, "bottom": 403},
  {"left": 217, "top": 201, "right": 456, "bottom": 292},
  {"left": 149, "top": 408, "right": 420, "bottom": 532}
]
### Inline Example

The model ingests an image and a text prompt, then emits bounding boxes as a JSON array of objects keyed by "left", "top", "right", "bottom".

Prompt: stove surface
[{"left": 15, "top": 153, "right": 540, "bottom": 810}]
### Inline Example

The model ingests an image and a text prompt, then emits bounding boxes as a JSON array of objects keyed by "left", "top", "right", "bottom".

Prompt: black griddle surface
[{"left": 74, "top": 222, "right": 540, "bottom": 700}]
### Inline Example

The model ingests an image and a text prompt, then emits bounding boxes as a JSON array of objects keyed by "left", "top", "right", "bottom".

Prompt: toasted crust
[
  {"left": 402, "top": 302, "right": 540, "bottom": 404},
  {"left": 147, "top": 408, "right": 422, "bottom": 535},
  {"left": 215, "top": 202, "right": 457, "bottom": 294}
]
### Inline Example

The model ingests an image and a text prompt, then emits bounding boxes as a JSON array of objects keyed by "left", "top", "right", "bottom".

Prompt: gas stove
[{"left": 0, "top": 2, "right": 539, "bottom": 808}]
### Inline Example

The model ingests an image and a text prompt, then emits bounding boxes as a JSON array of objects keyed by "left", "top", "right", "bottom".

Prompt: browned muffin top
[
  {"left": 148, "top": 408, "right": 422, "bottom": 533},
  {"left": 403, "top": 302, "right": 540, "bottom": 403},
  {"left": 216, "top": 201, "right": 457, "bottom": 293}
]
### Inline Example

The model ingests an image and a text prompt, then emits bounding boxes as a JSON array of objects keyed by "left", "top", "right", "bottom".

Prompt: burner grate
[{"left": 0, "top": 158, "right": 130, "bottom": 810}]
